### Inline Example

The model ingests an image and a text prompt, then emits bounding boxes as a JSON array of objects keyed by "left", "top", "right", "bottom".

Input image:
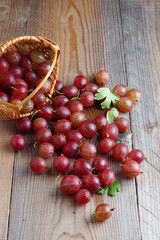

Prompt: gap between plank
[
  {"left": 6, "top": 3, "right": 30, "bottom": 239},
  {"left": 118, "top": 0, "right": 142, "bottom": 239}
]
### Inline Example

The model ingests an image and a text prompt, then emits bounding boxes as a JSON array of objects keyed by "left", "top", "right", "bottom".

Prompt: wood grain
[
  {"left": 119, "top": 0, "right": 160, "bottom": 239},
  {"left": 0, "top": 0, "right": 29, "bottom": 239},
  {"left": 0, "top": 0, "right": 159, "bottom": 240},
  {"left": 6, "top": 1, "right": 141, "bottom": 240}
]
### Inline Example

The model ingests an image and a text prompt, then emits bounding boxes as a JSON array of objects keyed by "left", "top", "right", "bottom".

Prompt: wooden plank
[
  {"left": 119, "top": 0, "right": 160, "bottom": 239},
  {"left": 0, "top": 1, "right": 29, "bottom": 239},
  {"left": 7, "top": 0, "right": 141, "bottom": 240}
]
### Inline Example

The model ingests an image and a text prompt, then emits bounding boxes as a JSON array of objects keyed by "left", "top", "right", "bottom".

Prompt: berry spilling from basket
[
  {"left": 0, "top": 50, "right": 52, "bottom": 114},
  {"left": 8, "top": 68, "right": 145, "bottom": 221}
]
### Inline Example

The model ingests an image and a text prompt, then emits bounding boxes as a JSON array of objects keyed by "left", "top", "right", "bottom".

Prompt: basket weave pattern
[{"left": 0, "top": 36, "right": 60, "bottom": 120}]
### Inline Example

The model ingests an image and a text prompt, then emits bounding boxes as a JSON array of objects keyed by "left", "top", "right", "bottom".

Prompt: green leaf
[
  {"left": 95, "top": 88, "right": 120, "bottom": 109},
  {"left": 96, "top": 180, "right": 121, "bottom": 196},
  {"left": 108, "top": 180, "right": 121, "bottom": 196},
  {"left": 106, "top": 108, "right": 119, "bottom": 124},
  {"left": 96, "top": 186, "right": 109, "bottom": 195}
]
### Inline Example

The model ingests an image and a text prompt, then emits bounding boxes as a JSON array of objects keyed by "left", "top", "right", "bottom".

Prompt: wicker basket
[{"left": 0, "top": 36, "right": 60, "bottom": 120}]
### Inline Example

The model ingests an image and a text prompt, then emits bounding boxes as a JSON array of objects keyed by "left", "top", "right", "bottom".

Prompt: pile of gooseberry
[
  {"left": 0, "top": 49, "right": 52, "bottom": 113},
  {"left": 9, "top": 69, "right": 144, "bottom": 221}
]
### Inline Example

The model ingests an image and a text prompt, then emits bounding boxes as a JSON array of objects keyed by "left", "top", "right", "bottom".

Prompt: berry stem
[
  {"left": 55, "top": 90, "right": 63, "bottom": 95},
  {"left": 89, "top": 214, "right": 95, "bottom": 222},
  {"left": 24, "top": 161, "right": 30, "bottom": 165},
  {"left": 28, "top": 89, "right": 33, "bottom": 93},
  {"left": 56, "top": 173, "right": 61, "bottom": 180},
  {"left": 30, "top": 110, "right": 40, "bottom": 121},
  {"left": 70, "top": 97, "right": 80, "bottom": 101},
  {"left": 10, "top": 86, "right": 17, "bottom": 91},
  {"left": 54, "top": 186, "right": 60, "bottom": 195}
]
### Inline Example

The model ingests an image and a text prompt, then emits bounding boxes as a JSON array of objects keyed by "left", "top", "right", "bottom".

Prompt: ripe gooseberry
[
  {"left": 0, "top": 57, "right": 9, "bottom": 72},
  {"left": 112, "top": 143, "right": 129, "bottom": 160},
  {"left": 60, "top": 175, "right": 81, "bottom": 194},
  {"left": 113, "top": 84, "right": 128, "bottom": 97},
  {"left": 62, "top": 85, "right": 79, "bottom": 99},
  {"left": 117, "top": 97, "right": 133, "bottom": 112},
  {"left": 20, "top": 55, "right": 32, "bottom": 69},
  {"left": 102, "top": 124, "right": 119, "bottom": 140},
  {"left": 17, "top": 118, "right": 32, "bottom": 134},
  {"left": 92, "top": 157, "right": 108, "bottom": 174},
  {"left": 99, "top": 169, "right": 116, "bottom": 186},
  {"left": 32, "top": 118, "right": 48, "bottom": 132},
  {"left": 11, "top": 84, "right": 28, "bottom": 100},
  {"left": 94, "top": 203, "right": 114, "bottom": 221},
  {"left": 115, "top": 117, "right": 129, "bottom": 132},
  {"left": 37, "top": 105, "right": 55, "bottom": 120},
  {"left": 80, "top": 92, "right": 95, "bottom": 107},
  {"left": 32, "top": 91, "right": 46, "bottom": 107},
  {"left": 127, "top": 149, "right": 144, "bottom": 164},
  {"left": 126, "top": 89, "right": 141, "bottom": 104},
  {"left": 53, "top": 155, "right": 70, "bottom": 173},
  {"left": 94, "top": 115, "right": 107, "bottom": 130},
  {"left": 82, "top": 174, "right": 101, "bottom": 193},
  {"left": 36, "top": 61, "right": 51, "bottom": 76},
  {"left": 80, "top": 142, "right": 97, "bottom": 160},
  {"left": 37, "top": 79, "right": 51, "bottom": 94},
  {"left": 74, "top": 75, "right": 88, "bottom": 90},
  {"left": 73, "top": 158, "right": 92, "bottom": 177},
  {"left": 50, "top": 133, "right": 66, "bottom": 149},
  {"left": 121, "top": 160, "right": 141, "bottom": 178},
  {"left": 79, "top": 120, "right": 97, "bottom": 138},
  {"left": 65, "top": 130, "right": 83, "bottom": 143},
  {"left": 96, "top": 70, "right": 110, "bottom": 85},
  {"left": 10, "top": 65, "right": 23, "bottom": 78},
  {"left": 38, "top": 142, "right": 54, "bottom": 158},
  {"left": 75, "top": 189, "right": 91, "bottom": 204},
  {"left": 30, "top": 50, "right": 45, "bottom": 63},
  {"left": 84, "top": 83, "right": 98, "bottom": 94},
  {"left": 62, "top": 141, "right": 79, "bottom": 157},
  {"left": 54, "top": 80, "right": 64, "bottom": 94},
  {"left": 52, "top": 95, "right": 68, "bottom": 108},
  {"left": 6, "top": 51, "right": 21, "bottom": 66},
  {"left": 21, "top": 99, "right": 34, "bottom": 113},
  {"left": 35, "top": 128, "right": 52, "bottom": 144},
  {"left": 55, "top": 106, "right": 71, "bottom": 119},
  {"left": 54, "top": 119, "right": 71, "bottom": 134},
  {"left": 99, "top": 138, "right": 115, "bottom": 153},
  {"left": 14, "top": 78, "right": 28, "bottom": 87},
  {"left": 10, "top": 134, "right": 25, "bottom": 151},
  {"left": 24, "top": 69, "right": 39, "bottom": 84},
  {"left": 69, "top": 112, "right": 87, "bottom": 128},
  {"left": 0, "top": 72, "right": 15, "bottom": 88},
  {"left": 30, "top": 157, "right": 46, "bottom": 173},
  {"left": 67, "top": 99, "right": 84, "bottom": 113}
]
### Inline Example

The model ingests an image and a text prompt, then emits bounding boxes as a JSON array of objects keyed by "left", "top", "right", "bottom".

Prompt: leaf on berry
[
  {"left": 106, "top": 107, "right": 119, "bottom": 124},
  {"left": 96, "top": 180, "right": 121, "bottom": 196},
  {"left": 95, "top": 88, "right": 120, "bottom": 109}
]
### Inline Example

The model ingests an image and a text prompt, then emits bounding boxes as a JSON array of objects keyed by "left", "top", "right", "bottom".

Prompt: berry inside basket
[{"left": 0, "top": 36, "right": 60, "bottom": 120}]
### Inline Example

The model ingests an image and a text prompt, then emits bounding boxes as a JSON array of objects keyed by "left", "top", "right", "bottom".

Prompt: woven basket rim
[{"left": 0, "top": 35, "right": 60, "bottom": 119}]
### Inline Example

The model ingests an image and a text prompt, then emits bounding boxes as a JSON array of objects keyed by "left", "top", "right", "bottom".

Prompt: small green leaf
[
  {"left": 95, "top": 88, "right": 120, "bottom": 109},
  {"left": 96, "top": 180, "right": 121, "bottom": 196},
  {"left": 106, "top": 107, "right": 119, "bottom": 124},
  {"left": 108, "top": 180, "right": 121, "bottom": 196},
  {"left": 96, "top": 186, "right": 109, "bottom": 195}
]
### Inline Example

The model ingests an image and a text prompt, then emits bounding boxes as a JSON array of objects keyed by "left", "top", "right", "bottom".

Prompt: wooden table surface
[{"left": 0, "top": 0, "right": 160, "bottom": 240}]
